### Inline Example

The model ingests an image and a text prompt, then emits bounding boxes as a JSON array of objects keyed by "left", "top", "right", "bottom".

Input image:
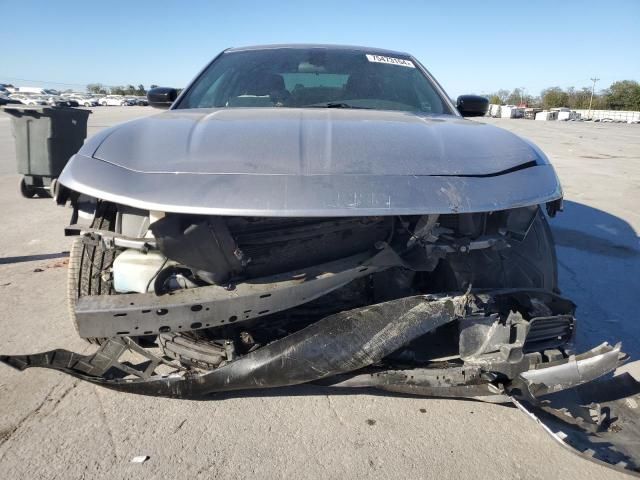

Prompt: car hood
[
  {"left": 88, "top": 108, "right": 541, "bottom": 176},
  {"left": 62, "top": 108, "right": 561, "bottom": 216}
]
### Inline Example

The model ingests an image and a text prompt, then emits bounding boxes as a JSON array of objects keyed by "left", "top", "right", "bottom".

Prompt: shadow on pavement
[
  {"left": 0, "top": 251, "right": 69, "bottom": 265},
  {"left": 549, "top": 200, "right": 639, "bottom": 358}
]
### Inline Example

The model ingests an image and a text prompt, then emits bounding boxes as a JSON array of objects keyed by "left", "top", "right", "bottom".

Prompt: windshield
[{"left": 177, "top": 48, "right": 451, "bottom": 114}]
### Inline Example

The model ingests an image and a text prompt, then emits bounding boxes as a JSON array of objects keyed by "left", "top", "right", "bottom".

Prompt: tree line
[
  {"left": 84, "top": 79, "right": 640, "bottom": 110},
  {"left": 86, "top": 83, "right": 159, "bottom": 96},
  {"left": 486, "top": 80, "right": 640, "bottom": 111}
]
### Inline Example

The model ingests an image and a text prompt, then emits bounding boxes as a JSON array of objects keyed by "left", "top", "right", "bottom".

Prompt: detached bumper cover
[
  {"left": 3, "top": 294, "right": 472, "bottom": 397},
  {"left": 2, "top": 289, "right": 638, "bottom": 476}
]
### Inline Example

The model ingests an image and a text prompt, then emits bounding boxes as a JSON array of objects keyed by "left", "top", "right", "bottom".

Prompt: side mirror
[
  {"left": 456, "top": 95, "right": 489, "bottom": 117},
  {"left": 147, "top": 87, "right": 178, "bottom": 109}
]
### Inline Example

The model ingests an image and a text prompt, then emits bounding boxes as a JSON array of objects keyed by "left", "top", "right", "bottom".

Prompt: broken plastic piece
[
  {"left": 513, "top": 365, "right": 640, "bottom": 478},
  {"left": 514, "top": 342, "right": 627, "bottom": 398}
]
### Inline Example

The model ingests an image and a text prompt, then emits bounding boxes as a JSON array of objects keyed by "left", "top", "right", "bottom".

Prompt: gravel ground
[{"left": 0, "top": 107, "right": 638, "bottom": 479}]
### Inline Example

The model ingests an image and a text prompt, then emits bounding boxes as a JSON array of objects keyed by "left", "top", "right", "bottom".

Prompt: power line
[{"left": 588, "top": 77, "right": 600, "bottom": 112}]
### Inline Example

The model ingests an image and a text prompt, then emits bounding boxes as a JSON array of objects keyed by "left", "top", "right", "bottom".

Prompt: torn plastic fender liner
[
  {"left": 1, "top": 293, "right": 472, "bottom": 397},
  {"left": 513, "top": 367, "right": 640, "bottom": 477}
]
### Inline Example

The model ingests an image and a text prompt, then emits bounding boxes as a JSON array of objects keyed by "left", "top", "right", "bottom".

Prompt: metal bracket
[{"left": 74, "top": 251, "right": 387, "bottom": 338}]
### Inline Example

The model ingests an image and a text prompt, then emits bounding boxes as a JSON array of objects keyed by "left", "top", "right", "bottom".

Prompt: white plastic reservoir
[{"left": 113, "top": 249, "right": 168, "bottom": 293}]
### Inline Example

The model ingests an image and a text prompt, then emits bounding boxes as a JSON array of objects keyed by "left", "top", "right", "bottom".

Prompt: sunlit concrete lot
[{"left": 0, "top": 107, "right": 638, "bottom": 479}]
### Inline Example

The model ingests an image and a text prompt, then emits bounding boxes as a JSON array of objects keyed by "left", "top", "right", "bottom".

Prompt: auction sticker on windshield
[{"left": 365, "top": 54, "right": 415, "bottom": 68}]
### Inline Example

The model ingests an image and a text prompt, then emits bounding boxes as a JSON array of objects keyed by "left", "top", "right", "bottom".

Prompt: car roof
[{"left": 225, "top": 44, "right": 412, "bottom": 58}]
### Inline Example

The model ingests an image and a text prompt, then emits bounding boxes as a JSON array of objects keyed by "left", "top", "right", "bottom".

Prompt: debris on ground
[{"left": 130, "top": 456, "right": 149, "bottom": 464}]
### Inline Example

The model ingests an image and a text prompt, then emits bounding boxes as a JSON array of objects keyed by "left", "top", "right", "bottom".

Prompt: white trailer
[{"left": 535, "top": 111, "right": 559, "bottom": 121}]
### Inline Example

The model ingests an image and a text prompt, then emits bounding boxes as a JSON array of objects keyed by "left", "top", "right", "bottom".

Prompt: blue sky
[{"left": 1, "top": 0, "right": 638, "bottom": 97}]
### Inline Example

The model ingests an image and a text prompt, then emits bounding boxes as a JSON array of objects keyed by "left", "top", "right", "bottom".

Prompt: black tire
[
  {"left": 67, "top": 202, "right": 117, "bottom": 344},
  {"left": 19, "top": 177, "right": 36, "bottom": 198},
  {"left": 438, "top": 208, "right": 558, "bottom": 292},
  {"left": 35, "top": 188, "right": 52, "bottom": 199}
]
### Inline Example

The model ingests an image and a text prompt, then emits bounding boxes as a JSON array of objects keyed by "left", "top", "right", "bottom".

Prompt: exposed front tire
[{"left": 67, "top": 202, "right": 117, "bottom": 344}]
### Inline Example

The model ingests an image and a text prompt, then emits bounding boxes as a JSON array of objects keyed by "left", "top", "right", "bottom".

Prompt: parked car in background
[
  {"left": 135, "top": 97, "right": 149, "bottom": 106},
  {"left": 99, "top": 95, "right": 128, "bottom": 106},
  {"left": 0, "top": 94, "right": 22, "bottom": 106},
  {"left": 8, "top": 94, "right": 27, "bottom": 104},
  {"left": 51, "top": 96, "right": 80, "bottom": 107},
  {"left": 6, "top": 92, "right": 82, "bottom": 108},
  {"left": 10, "top": 94, "right": 48, "bottom": 105},
  {"left": 71, "top": 95, "right": 100, "bottom": 107},
  {"left": 46, "top": 96, "right": 66, "bottom": 107}
]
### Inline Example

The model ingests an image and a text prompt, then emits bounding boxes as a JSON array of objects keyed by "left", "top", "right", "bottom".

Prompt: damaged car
[{"left": 2, "top": 45, "right": 639, "bottom": 476}]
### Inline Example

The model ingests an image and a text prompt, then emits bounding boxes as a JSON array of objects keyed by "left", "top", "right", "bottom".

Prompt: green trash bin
[{"left": 2, "top": 105, "right": 92, "bottom": 198}]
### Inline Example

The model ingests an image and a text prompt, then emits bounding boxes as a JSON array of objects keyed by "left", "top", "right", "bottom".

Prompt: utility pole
[{"left": 588, "top": 77, "right": 600, "bottom": 113}]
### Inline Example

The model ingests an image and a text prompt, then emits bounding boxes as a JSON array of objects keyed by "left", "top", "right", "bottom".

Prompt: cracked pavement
[{"left": 0, "top": 108, "right": 638, "bottom": 479}]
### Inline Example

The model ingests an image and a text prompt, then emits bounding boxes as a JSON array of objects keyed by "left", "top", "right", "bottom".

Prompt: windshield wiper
[{"left": 304, "top": 102, "right": 372, "bottom": 109}]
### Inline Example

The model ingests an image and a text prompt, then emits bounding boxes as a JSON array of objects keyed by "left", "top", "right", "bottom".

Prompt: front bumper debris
[
  {"left": 2, "top": 288, "right": 639, "bottom": 476},
  {"left": 513, "top": 370, "right": 640, "bottom": 476}
]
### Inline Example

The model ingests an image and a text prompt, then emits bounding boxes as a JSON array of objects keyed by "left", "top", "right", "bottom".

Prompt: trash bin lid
[
  {"left": 2, "top": 104, "right": 57, "bottom": 114},
  {"left": 2, "top": 104, "right": 92, "bottom": 117},
  {"left": 0, "top": 103, "right": 92, "bottom": 115}
]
